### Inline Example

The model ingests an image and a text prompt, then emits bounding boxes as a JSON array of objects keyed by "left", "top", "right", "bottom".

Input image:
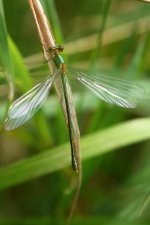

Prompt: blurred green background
[{"left": 0, "top": 0, "right": 150, "bottom": 224}]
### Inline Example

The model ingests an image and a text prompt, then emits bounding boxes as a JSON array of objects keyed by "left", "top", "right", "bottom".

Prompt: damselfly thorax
[{"left": 48, "top": 45, "right": 67, "bottom": 73}]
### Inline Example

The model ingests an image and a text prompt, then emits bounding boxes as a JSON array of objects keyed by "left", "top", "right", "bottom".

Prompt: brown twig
[
  {"left": 29, "top": 0, "right": 67, "bottom": 122},
  {"left": 28, "top": 1, "right": 82, "bottom": 224}
]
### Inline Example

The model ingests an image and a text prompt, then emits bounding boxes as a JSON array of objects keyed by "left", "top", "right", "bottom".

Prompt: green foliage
[
  {"left": 8, "top": 37, "right": 32, "bottom": 91},
  {"left": 0, "top": 0, "right": 12, "bottom": 74},
  {"left": 0, "top": 0, "right": 150, "bottom": 224},
  {"left": 0, "top": 118, "right": 150, "bottom": 190}
]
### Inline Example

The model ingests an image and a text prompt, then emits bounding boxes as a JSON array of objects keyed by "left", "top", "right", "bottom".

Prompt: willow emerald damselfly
[{"left": 4, "top": 46, "right": 145, "bottom": 172}]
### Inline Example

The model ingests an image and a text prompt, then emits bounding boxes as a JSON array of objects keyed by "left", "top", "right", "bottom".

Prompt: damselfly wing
[
  {"left": 5, "top": 67, "right": 144, "bottom": 131},
  {"left": 69, "top": 68, "right": 145, "bottom": 108},
  {"left": 5, "top": 70, "right": 60, "bottom": 130}
]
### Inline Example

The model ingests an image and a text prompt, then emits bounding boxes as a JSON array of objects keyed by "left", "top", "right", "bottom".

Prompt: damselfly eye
[{"left": 58, "top": 45, "right": 64, "bottom": 52}]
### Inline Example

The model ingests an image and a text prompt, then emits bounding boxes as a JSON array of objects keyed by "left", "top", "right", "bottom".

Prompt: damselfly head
[
  {"left": 57, "top": 45, "right": 64, "bottom": 52},
  {"left": 48, "top": 45, "right": 64, "bottom": 55}
]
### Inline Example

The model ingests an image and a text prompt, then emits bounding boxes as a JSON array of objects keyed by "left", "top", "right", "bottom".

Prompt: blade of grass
[
  {"left": 0, "top": 0, "right": 14, "bottom": 104},
  {"left": 0, "top": 216, "right": 148, "bottom": 225},
  {"left": 116, "top": 142, "right": 150, "bottom": 221},
  {"left": 8, "top": 36, "right": 32, "bottom": 91},
  {"left": 90, "top": 0, "right": 112, "bottom": 66},
  {"left": 1, "top": 118, "right": 150, "bottom": 190},
  {"left": 81, "top": 0, "right": 112, "bottom": 134},
  {"left": 0, "top": 0, "right": 13, "bottom": 74},
  {"left": 127, "top": 34, "right": 150, "bottom": 79}
]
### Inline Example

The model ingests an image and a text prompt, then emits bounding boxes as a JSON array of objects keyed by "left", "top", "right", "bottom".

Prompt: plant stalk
[{"left": 28, "top": 1, "right": 82, "bottom": 224}]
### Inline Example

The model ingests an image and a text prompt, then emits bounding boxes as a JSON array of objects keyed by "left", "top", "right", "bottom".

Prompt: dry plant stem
[
  {"left": 29, "top": 0, "right": 67, "bottom": 121},
  {"left": 28, "top": 0, "right": 82, "bottom": 224},
  {"left": 67, "top": 170, "right": 82, "bottom": 225},
  {"left": 28, "top": 0, "right": 81, "bottom": 172},
  {"left": 64, "top": 79, "right": 82, "bottom": 224}
]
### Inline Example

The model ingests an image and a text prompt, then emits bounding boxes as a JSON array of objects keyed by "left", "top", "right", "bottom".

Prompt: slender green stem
[{"left": 90, "top": 0, "right": 112, "bottom": 67}]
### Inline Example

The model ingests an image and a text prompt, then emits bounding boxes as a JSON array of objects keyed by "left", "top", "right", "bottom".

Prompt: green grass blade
[
  {"left": 127, "top": 35, "right": 150, "bottom": 79},
  {"left": 0, "top": 216, "right": 148, "bottom": 225},
  {"left": 90, "top": 0, "right": 112, "bottom": 65},
  {"left": 0, "top": 0, "right": 12, "bottom": 74},
  {"left": 8, "top": 36, "right": 32, "bottom": 91},
  {"left": 0, "top": 2, "right": 32, "bottom": 92},
  {"left": 0, "top": 118, "right": 150, "bottom": 190}
]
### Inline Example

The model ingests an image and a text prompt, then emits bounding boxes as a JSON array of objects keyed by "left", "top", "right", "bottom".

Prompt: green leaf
[{"left": 0, "top": 118, "right": 150, "bottom": 190}]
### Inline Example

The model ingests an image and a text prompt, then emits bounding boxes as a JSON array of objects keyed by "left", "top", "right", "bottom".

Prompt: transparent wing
[
  {"left": 69, "top": 68, "right": 145, "bottom": 108},
  {"left": 5, "top": 71, "right": 59, "bottom": 131}
]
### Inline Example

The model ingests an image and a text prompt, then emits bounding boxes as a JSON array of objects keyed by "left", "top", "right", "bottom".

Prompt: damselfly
[{"left": 4, "top": 46, "right": 145, "bottom": 171}]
